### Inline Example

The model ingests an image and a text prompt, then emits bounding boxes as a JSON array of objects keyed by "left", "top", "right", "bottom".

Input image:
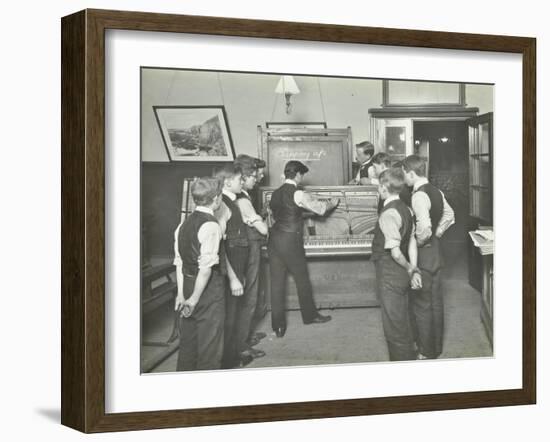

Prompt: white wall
[
  {"left": 1, "top": 1, "right": 547, "bottom": 442},
  {"left": 142, "top": 69, "right": 382, "bottom": 161},
  {"left": 142, "top": 70, "right": 493, "bottom": 162}
]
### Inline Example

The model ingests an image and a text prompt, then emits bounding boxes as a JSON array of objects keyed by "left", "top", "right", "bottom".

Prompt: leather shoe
[
  {"left": 275, "top": 327, "right": 286, "bottom": 338},
  {"left": 238, "top": 353, "right": 254, "bottom": 368},
  {"left": 304, "top": 313, "right": 332, "bottom": 324},
  {"left": 246, "top": 331, "right": 267, "bottom": 347},
  {"left": 242, "top": 347, "right": 266, "bottom": 359}
]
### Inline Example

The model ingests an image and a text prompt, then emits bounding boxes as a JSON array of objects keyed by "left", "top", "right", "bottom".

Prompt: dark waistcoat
[
  {"left": 416, "top": 182, "right": 444, "bottom": 233},
  {"left": 372, "top": 198, "right": 413, "bottom": 262},
  {"left": 222, "top": 193, "right": 249, "bottom": 247},
  {"left": 270, "top": 183, "right": 304, "bottom": 234},
  {"left": 178, "top": 210, "right": 219, "bottom": 276}
]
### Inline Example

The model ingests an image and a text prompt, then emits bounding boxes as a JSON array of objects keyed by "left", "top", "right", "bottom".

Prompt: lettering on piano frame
[{"left": 257, "top": 126, "right": 353, "bottom": 186}]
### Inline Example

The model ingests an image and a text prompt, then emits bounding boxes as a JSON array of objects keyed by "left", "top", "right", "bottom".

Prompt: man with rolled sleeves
[
  {"left": 215, "top": 164, "right": 253, "bottom": 369},
  {"left": 173, "top": 177, "right": 226, "bottom": 371},
  {"left": 233, "top": 155, "right": 269, "bottom": 360},
  {"left": 268, "top": 161, "right": 339, "bottom": 338},
  {"left": 372, "top": 167, "right": 422, "bottom": 361},
  {"left": 402, "top": 155, "right": 455, "bottom": 359}
]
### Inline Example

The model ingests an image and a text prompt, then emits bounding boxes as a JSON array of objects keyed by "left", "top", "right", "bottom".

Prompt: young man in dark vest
[
  {"left": 268, "top": 161, "right": 339, "bottom": 338},
  {"left": 173, "top": 177, "right": 226, "bottom": 371},
  {"left": 372, "top": 167, "right": 422, "bottom": 361},
  {"left": 403, "top": 155, "right": 455, "bottom": 359},
  {"left": 215, "top": 164, "right": 252, "bottom": 369},
  {"left": 350, "top": 141, "right": 375, "bottom": 184},
  {"left": 233, "top": 156, "right": 269, "bottom": 360}
]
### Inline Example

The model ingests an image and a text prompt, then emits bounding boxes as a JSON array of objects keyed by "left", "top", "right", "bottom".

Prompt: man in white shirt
[
  {"left": 268, "top": 161, "right": 339, "bottom": 337},
  {"left": 234, "top": 156, "right": 269, "bottom": 360},
  {"left": 172, "top": 177, "right": 226, "bottom": 371},
  {"left": 403, "top": 155, "right": 455, "bottom": 359}
]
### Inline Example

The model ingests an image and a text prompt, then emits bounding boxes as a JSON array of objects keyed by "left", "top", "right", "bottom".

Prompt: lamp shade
[{"left": 275, "top": 75, "right": 300, "bottom": 95}]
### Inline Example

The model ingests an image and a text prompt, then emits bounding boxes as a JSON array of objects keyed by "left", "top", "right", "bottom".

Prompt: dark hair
[
  {"left": 379, "top": 167, "right": 405, "bottom": 194},
  {"left": 191, "top": 177, "right": 223, "bottom": 206},
  {"left": 284, "top": 160, "right": 309, "bottom": 179},
  {"left": 215, "top": 163, "right": 242, "bottom": 183},
  {"left": 402, "top": 155, "right": 427, "bottom": 177},
  {"left": 254, "top": 158, "right": 266, "bottom": 169},
  {"left": 372, "top": 152, "right": 391, "bottom": 167},
  {"left": 234, "top": 154, "right": 264, "bottom": 176},
  {"left": 356, "top": 141, "right": 375, "bottom": 157}
]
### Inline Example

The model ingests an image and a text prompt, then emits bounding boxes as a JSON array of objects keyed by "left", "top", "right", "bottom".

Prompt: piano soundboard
[{"left": 261, "top": 185, "right": 379, "bottom": 258}]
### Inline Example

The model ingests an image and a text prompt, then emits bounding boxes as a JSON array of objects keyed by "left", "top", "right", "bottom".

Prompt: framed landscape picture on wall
[{"left": 153, "top": 105, "right": 235, "bottom": 161}]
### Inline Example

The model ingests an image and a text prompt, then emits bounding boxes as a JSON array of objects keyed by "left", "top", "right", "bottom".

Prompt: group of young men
[
  {"left": 173, "top": 154, "right": 270, "bottom": 370},
  {"left": 172, "top": 143, "right": 455, "bottom": 371},
  {"left": 357, "top": 145, "right": 455, "bottom": 361}
]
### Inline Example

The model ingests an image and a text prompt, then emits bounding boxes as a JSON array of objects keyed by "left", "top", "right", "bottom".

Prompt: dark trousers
[
  {"left": 221, "top": 245, "right": 249, "bottom": 369},
  {"left": 375, "top": 256, "right": 416, "bottom": 361},
  {"left": 176, "top": 272, "right": 225, "bottom": 371},
  {"left": 409, "top": 268, "right": 443, "bottom": 358},
  {"left": 409, "top": 240, "right": 444, "bottom": 358},
  {"left": 268, "top": 229, "right": 317, "bottom": 331},
  {"left": 236, "top": 239, "right": 262, "bottom": 351}
]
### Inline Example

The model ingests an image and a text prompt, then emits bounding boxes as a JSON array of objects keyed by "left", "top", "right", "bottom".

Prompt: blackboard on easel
[{"left": 257, "top": 126, "right": 353, "bottom": 186}]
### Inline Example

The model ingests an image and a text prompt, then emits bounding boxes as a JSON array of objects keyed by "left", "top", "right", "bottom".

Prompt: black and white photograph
[{"left": 141, "top": 68, "right": 494, "bottom": 373}]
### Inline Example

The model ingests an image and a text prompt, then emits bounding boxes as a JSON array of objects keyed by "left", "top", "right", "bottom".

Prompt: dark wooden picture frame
[{"left": 61, "top": 9, "right": 536, "bottom": 433}]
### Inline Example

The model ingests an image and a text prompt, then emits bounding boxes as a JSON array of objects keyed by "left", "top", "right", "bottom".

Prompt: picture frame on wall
[
  {"left": 61, "top": 8, "right": 536, "bottom": 433},
  {"left": 153, "top": 105, "right": 236, "bottom": 162}
]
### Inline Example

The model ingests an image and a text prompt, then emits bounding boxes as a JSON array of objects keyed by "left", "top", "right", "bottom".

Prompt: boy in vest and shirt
[
  {"left": 173, "top": 177, "right": 226, "bottom": 371},
  {"left": 233, "top": 155, "right": 269, "bottom": 360},
  {"left": 402, "top": 155, "right": 455, "bottom": 359},
  {"left": 268, "top": 161, "right": 339, "bottom": 338},
  {"left": 215, "top": 164, "right": 252, "bottom": 369},
  {"left": 372, "top": 167, "right": 421, "bottom": 361},
  {"left": 350, "top": 141, "right": 375, "bottom": 185}
]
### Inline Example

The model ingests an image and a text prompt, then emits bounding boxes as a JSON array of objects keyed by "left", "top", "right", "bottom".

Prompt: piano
[
  {"left": 303, "top": 234, "right": 373, "bottom": 257},
  {"left": 259, "top": 185, "right": 380, "bottom": 309}
]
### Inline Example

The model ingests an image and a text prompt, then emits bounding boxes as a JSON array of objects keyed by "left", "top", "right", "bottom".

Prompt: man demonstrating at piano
[{"left": 268, "top": 161, "right": 340, "bottom": 338}]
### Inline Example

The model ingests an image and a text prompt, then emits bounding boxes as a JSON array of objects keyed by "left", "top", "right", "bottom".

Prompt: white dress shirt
[{"left": 411, "top": 177, "right": 455, "bottom": 243}]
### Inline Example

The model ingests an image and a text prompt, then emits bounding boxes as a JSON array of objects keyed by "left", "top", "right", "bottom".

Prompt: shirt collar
[
  {"left": 195, "top": 206, "right": 214, "bottom": 216},
  {"left": 413, "top": 177, "right": 429, "bottom": 192},
  {"left": 222, "top": 188, "right": 237, "bottom": 201},
  {"left": 383, "top": 194, "right": 400, "bottom": 206},
  {"left": 360, "top": 159, "right": 371, "bottom": 168},
  {"left": 241, "top": 189, "right": 250, "bottom": 198},
  {"left": 284, "top": 179, "right": 298, "bottom": 187}
]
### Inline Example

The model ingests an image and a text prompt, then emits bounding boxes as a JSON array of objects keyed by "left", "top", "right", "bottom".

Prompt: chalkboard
[{"left": 258, "top": 127, "right": 353, "bottom": 187}]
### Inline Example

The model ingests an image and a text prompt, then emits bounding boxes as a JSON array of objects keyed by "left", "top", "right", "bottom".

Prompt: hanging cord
[
  {"left": 317, "top": 77, "right": 328, "bottom": 124},
  {"left": 216, "top": 72, "right": 227, "bottom": 107},
  {"left": 270, "top": 77, "right": 280, "bottom": 122},
  {"left": 164, "top": 70, "right": 177, "bottom": 104}
]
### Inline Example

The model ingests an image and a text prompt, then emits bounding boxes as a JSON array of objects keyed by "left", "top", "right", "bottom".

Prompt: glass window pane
[{"left": 385, "top": 126, "right": 406, "bottom": 156}]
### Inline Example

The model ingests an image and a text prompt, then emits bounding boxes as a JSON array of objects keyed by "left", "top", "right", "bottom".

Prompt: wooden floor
[{"left": 142, "top": 276, "right": 492, "bottom": 373}]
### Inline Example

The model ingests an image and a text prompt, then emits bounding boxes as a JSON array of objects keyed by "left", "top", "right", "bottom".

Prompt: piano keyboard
[{"left": 303, "top": 234, "right": 373, "bottom": 257}]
